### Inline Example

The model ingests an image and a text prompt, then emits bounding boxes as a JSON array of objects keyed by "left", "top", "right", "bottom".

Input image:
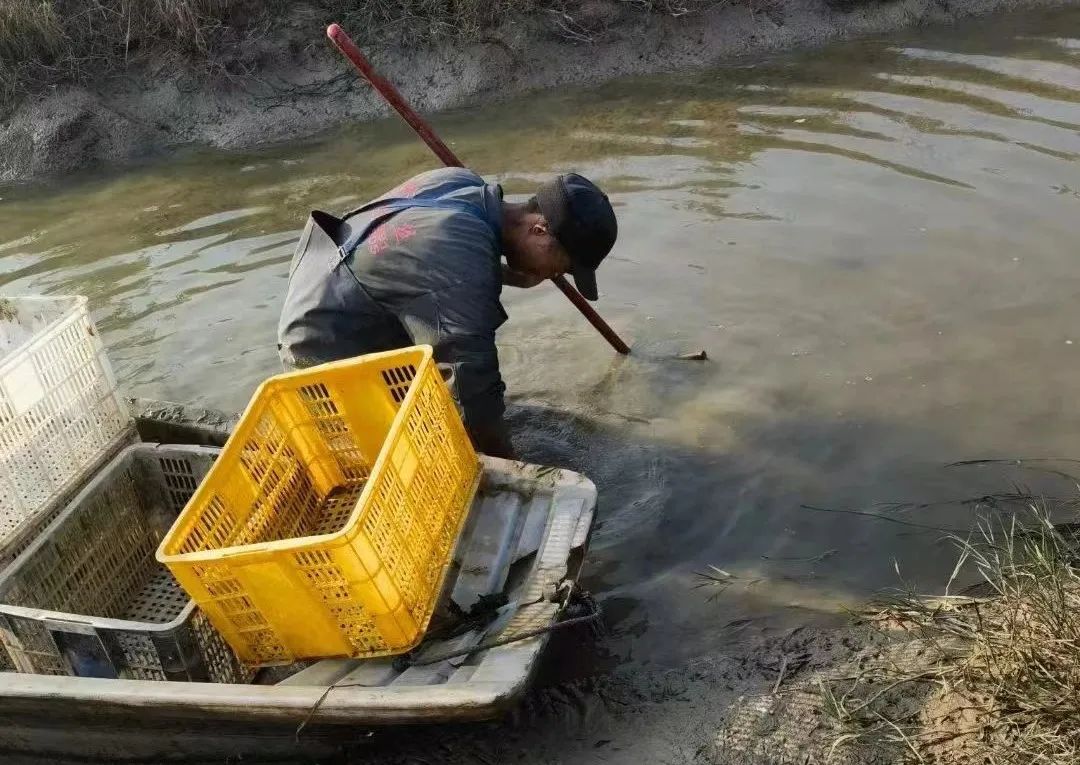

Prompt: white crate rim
[{"left": 0, "top": 295, "right": 88, "bottom": 376}]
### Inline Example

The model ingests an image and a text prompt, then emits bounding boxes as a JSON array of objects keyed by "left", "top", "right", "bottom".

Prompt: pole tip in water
[
  {"left": 327, "top": 23, "right": 342, "bottom": 40},
  {"left": 676, "top": 350, "right": 708, "bottom": 361}
]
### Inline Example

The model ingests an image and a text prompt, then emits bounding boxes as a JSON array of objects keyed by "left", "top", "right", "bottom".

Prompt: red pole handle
[
  {"left": 326, "top": 23, "right": 630, "bottom": 355},
  {"left": 327, "top": 24, "right": 462, "bottom": 168},
  {"left": 549, "top": 275, "right": 631, "bottom": 354}
]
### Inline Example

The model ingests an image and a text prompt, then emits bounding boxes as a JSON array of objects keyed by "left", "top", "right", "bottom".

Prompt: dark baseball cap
[{"left": 536, "top": 173, "right": 617, "bottom": 301}]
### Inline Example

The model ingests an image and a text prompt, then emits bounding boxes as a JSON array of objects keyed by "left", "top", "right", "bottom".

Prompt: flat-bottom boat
[{"left": 0, "top": 399, "right": 597, "bottom": 762}]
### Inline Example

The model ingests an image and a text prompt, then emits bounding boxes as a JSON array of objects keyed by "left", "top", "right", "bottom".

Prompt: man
[{"left": 278, "top": 167, "right": 617, "bottom": 459}]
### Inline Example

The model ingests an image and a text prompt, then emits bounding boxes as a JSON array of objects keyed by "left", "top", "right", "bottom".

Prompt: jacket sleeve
[{"left": 396, "top": 287, "right": 507, "bottom": 431}]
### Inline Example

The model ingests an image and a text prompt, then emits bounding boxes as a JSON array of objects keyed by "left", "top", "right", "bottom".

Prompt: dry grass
[
  {"left": 0, "top": 0, "right": 720, "bottom": 103},
  {"left": 820, "top": 498, "right": 1080, "bottom": 764},
  {"left": 341, "top": 0, "right": 721, "bottom": 45},
  {"left": 0, "top": 0, "right": 264, "bottom": 100}
]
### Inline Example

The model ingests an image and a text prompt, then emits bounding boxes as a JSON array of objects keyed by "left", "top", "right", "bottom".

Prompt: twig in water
[
  {"left": 693, "top": 566, "right": 764, "bottom": 599},
  {"left": 799, "top": 504, "right": 964, "bottom": 533},
  {"left": 761, "top": 549, "right": 837, "bottom": 563},
  {"left": 947, "top": 457, "right": 1080, "bottom": 468},
  {"left": 772, "top": 654, "right": 790, "bottom": 694}
]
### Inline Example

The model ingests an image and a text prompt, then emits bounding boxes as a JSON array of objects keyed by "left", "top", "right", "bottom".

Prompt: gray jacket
[{"left": 278, "top": 168, "right": 508, "bottom": 430}]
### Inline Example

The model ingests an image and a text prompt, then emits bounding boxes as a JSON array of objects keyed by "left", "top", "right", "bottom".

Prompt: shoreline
[{"left": 0, "top": 0, "right": 1074, "bottom": 185}]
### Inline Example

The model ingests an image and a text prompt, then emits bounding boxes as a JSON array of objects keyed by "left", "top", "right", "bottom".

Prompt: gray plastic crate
[{"left": 0, "top": 443, "right": 250, "bottom": 683}]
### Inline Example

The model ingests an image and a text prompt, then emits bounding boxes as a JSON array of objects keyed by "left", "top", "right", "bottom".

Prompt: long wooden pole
[{"left": 326, "top": 23, "right": 631, "bottom": 356}]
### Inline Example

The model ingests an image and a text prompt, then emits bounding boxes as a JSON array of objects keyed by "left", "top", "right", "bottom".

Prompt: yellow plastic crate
[{"left": 156, "top": 346, "right": 481, "bottom": 665}]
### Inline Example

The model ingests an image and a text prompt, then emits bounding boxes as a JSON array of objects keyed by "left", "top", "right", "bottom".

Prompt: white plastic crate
[{"left": 0, "top": 296, "right": 131, "bottom": 561}]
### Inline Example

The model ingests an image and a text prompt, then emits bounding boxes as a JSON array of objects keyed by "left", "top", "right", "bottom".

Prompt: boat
[{"left": 0, "top": 398, "right": 598, "bottom": 762}]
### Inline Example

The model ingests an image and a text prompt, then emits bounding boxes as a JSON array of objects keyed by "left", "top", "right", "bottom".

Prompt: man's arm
[
  {"left": 398, "top": 290, "right": 515, "bottom": 459},
  {"left": 468, "top": 419, "right": 515, "bottom": 460}
]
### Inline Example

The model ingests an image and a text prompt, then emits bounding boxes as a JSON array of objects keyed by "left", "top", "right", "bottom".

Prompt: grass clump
[
  {"left": 822, "top": 498, "right": 1080, "bottom": 764},
  {"left": 0, "top": 0, "right": 722, "bottom": 104},
  {"left": 0, "top": 0, "right": 260, "bottom": 101}
]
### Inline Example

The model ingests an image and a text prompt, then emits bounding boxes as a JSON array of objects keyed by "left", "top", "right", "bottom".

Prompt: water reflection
[{"left": 3, "top": 6, "right": 1080, "bottom": 668}]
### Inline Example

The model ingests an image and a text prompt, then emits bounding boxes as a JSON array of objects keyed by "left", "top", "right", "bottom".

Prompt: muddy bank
[
  {"left": 0, "top": 0, "right": 1073, "bottom": 185},
  {"left": 351, "top": 623, "right": 894, "bottom": 765},
  {"left": 0, "top": 621, "right": 896, "bottom": 763}
]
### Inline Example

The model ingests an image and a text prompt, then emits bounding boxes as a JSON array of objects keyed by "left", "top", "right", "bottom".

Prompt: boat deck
[{"left": 0, "top": 453, "right": 596, "bottom": 727}]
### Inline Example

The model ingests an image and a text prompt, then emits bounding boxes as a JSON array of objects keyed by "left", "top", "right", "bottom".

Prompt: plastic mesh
[
  {"left": 0, "top": 297, "right": 129, "bottom": 551},
  {"left": 159, "top": 347, "right": 481, "bottom": 664},
  {"left": 0, "top": 444, "right": 247, "bottom": 682}
]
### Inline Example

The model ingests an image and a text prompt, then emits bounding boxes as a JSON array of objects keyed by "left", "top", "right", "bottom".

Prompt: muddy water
[{"left": 4, "top": 8, "right": 1080, "bottom": 675}]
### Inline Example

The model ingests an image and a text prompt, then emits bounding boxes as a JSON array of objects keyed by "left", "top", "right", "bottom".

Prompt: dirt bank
[
  {"left": 0, "top": 0, "right": 1074, "bottom": 185},
  {"left": 354, "top": 623, "right": 898, "bottom": 765},
  {"left": 0, "top": 619, "right": 900, "bottom": 763}
]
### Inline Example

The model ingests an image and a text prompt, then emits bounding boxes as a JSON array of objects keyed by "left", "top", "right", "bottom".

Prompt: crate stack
[
  {"left": 0, "top": 296, "right": 247, "bottom": 682},
  {"left": 0, "top": 295, "right": 483, "bottom": 681}
]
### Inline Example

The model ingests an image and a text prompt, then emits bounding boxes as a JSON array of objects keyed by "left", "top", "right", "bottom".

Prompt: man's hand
[{"left": 501, "top": 264, "right": 545, "bottom": 289}]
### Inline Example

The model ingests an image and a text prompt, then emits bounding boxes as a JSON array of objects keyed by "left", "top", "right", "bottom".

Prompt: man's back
[{"left": 278, "top": 167, "right": 509, "bottom": 436}]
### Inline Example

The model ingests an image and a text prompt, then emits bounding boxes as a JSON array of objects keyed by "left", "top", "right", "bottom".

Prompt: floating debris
[{"left": 676, "top": 350, "right": 708, "bottom": 361}]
